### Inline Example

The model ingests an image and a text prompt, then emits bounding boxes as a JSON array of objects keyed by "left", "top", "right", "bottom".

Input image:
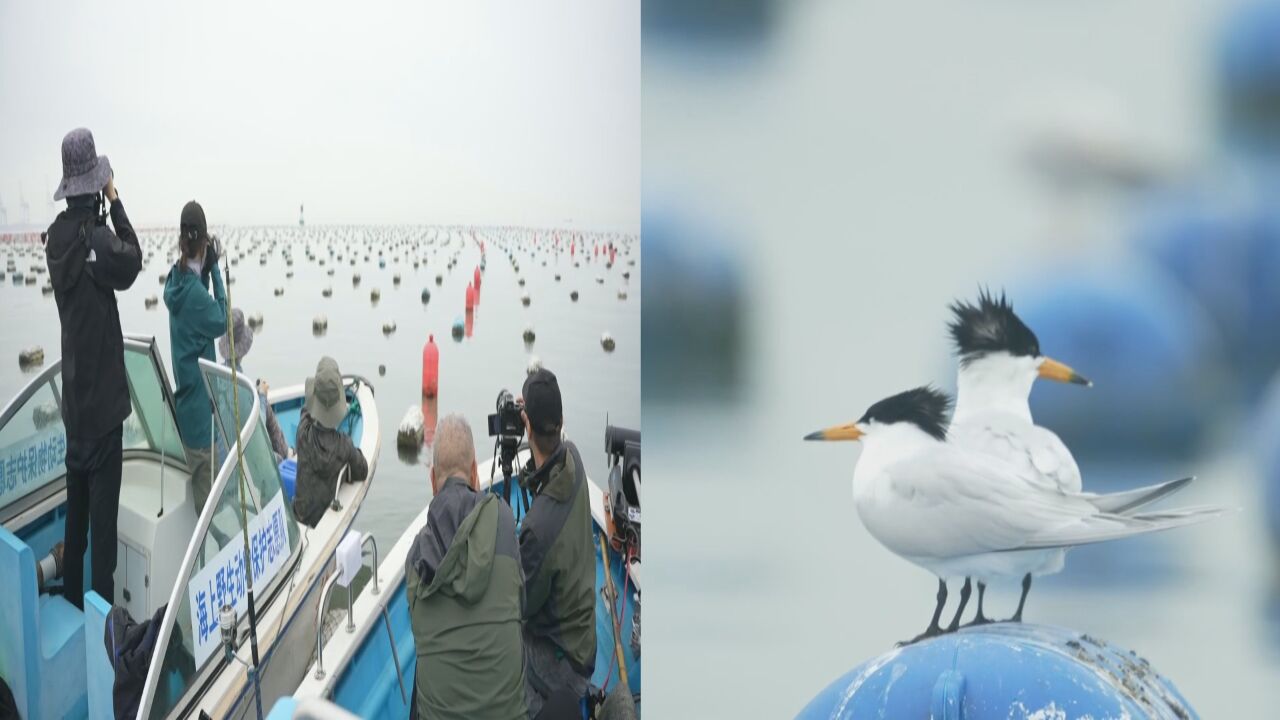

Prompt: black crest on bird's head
[
  {"left": 948, "top": 289, "right": 1040, "bottom": 366},
  {"left": 857, "top": 386, "right": 952, "bottom": 441}
]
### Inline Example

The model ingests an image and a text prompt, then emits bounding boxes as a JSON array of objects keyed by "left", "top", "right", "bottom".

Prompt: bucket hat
[
  {"left": 304, "top": 356, "right": 347, "bottom": 430},
  {"left": 52, "top": 128, "right": 112, "bottom": 201},
  {"left": 218, "top": 308, "right": 254, "bottom": 364}
]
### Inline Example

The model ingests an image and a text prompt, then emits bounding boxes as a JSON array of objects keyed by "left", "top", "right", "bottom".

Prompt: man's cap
[{"left": 522, "top": 368, "right": 563, "bottom": 434}]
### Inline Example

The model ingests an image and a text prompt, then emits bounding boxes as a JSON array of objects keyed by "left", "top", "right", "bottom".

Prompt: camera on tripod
[
  {"left": 487, "top": 389, "right": 525, "bottom": 484},
  {"left": 605, "top": 424, "right": 640, "bottom": 560}
]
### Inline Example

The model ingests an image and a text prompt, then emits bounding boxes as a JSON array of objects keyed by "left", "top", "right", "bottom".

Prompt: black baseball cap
[
  {"left": 522, "top": 368, "right": 563, "bottom": 434},
  {"left": 180, "top": 200, "right": 208, "bottom": 242}
]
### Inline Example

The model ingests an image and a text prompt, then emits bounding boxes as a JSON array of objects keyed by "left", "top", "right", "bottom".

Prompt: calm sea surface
[{"left": 0, "top": 225, "right": 640, "bottom": 552}]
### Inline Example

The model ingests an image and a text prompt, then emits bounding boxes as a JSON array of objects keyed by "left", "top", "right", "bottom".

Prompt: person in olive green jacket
[
  {"left": 518, "top": 369, "right": 596, "bottom": 717},
  {"left": 405, "top": 414, "right": 526, "bottom": 720}
]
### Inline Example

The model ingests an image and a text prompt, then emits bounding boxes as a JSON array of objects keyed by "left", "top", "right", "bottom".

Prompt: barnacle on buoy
[
  {"left": 435, "top": 274, "right": 444, "bottom": 286},
  {"left": 570, "top": 290, "right": 579, "bottom": 302},
  {"left": 421, "top": 288, "right": 431, "bottom": 304},
  {"left": 248, "top": 312, "right": 264, "bottom": 330},
  {"left": 527, "top": 355, "right": 543, "bottom": 376},
  {"left": 382, "top": 320, "right": 397, "bottom": 336},
  {"left": 275, "top": 287, "right": 285, "bottom": 296},
  {"left": 353, "top": 273, "right": 361, "bottom": 287},
  {"left": 371, "top": 288, "right": 381, "bottom": 303},
  {"left": 393, "top": 273, "right": 401, "bottom": 286},
  {"left": 523, "top": 325, "right": 536, "bottom": 344},
  {"left": 521, "top": 293, "right": 531, "bottom": 307},
  {"left": 18, "top": 346, "right": 45, "bottom": 370},
  {"left": 312, "top": 315, "right": 328, "bottom": 335},
  {"left": 601, "top": 332, "right": 616, "bottom": 352},
  {"left": 322, "top": 287, "right": 333, "bottom": 298},
  {"left": 397, "top": 405, "right": 425, "bottom": 449},
  {"left": 145, "top": 295, "right": 159, "bottom": 309},
  {"left": 554, "top": 273, "right": 561, "bottom": 282}
]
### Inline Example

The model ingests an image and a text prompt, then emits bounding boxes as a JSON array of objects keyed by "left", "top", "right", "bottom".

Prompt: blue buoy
[
  {"left": 1129, "top": 184, "right": 1280, "bottom": 396},
  {"left": 797, "top": 624, "right": 1198, "bottom": 720},
  {"left": 1012, "top": 264, "right": 1220, "bottom": 461}
]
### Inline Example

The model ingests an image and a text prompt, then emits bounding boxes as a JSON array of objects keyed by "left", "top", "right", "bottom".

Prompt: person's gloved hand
[{"left": 203, "top": 235, "right": 221, "bottom": 275}]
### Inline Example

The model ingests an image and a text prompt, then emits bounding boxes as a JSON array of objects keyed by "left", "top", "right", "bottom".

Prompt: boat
[
  {"left": 0, "top": 335, "right": 380, "bottom": 719},
  {"left": 285, "top": 438, "right": 642, "bottom": 719}
]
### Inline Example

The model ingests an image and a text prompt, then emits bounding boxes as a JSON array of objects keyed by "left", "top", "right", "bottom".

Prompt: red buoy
[
  {"left": 465, "top": 282, "right": 475, "bottom": 311},
  {"left": 422, "top": 334, "right": 439, "bottom": 398},
  {"left": 473, "top": 266, "right": 482, "bottom": 298}
]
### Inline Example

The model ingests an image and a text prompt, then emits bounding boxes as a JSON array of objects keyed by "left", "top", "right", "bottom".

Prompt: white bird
[
  {"left": 945, "top": 291, "right": 1194, "bottom": 626},
  {"left": 805, "top": 386, "right": 1226, "bottom": 644}
]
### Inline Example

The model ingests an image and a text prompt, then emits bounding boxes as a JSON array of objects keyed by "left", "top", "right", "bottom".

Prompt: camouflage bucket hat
[
  {"left": 53, "top": 128, "right": 113, "bottom": 201},
  {"left": 304, "top": 356, "right": 348, "bottom": 430}
]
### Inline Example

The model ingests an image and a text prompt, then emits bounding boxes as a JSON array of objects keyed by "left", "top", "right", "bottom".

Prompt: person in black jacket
[{"left": 44, "top": 127, "right": 143, "bottom": 610}]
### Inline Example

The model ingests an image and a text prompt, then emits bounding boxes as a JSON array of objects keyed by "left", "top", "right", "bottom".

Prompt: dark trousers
[{"left": 63, "top": 424, "right": 123, "bottom": 610}]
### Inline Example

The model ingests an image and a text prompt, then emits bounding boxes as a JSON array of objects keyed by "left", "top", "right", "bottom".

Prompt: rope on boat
[{"left": 222, "top": 248, "right": 266, "bottom": 720}]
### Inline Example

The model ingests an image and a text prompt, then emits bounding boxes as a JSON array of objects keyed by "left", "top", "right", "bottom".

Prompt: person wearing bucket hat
[
  {"left": 163, "top": 199, "right": 228, "bottom": 515},
  {"left": 43, "top": 127, "right": 143, "bottom": 611},
  {"left": 292, "top": 357, "right": 368, "bottom": 528},
  {"left": 218, "top": 308, "right": 291, "bottom": 462},
  {"left": 515, "top": 368, "right": 596, "bottom": 716}
]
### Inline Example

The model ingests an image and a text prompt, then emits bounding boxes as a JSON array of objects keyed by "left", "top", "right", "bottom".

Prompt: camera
[
  {"left": 605, "top": 424, "right": 640, "bottom": 560},
  {"left": 487, "top": 389, "right": 523, "bottom": 438},
  {"left": 487, "top": 389, "right": 526, "bottom": 491}
]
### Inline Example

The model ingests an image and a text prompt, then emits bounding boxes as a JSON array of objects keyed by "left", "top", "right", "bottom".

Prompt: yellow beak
[
  {"left": 1038, "top": 357, "right": 1092, "bottom": 386},
  {"left": 804, "top": 423, "right": 865, "bottom": 441}
]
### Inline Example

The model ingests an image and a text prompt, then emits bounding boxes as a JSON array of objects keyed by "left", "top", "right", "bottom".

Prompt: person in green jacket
[
  {"left": 405, "top": 413, "right": 527, "bottom": 720},
  {"left": 163, "top": 200, "right": 228, "bottom": 515},
  {"left": 518, "top": 369, "right": 596, "bottom": 717}
]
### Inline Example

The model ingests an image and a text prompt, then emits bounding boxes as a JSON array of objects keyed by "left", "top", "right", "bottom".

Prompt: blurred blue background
[{"left": 644, "top": 0, "right": 1280, "bottom": 716}]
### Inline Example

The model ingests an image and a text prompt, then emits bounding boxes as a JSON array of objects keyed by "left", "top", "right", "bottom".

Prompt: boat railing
[
  {"left": 312, "top": 533, "right": 406, "bottom": 705},
  {"left": 362, "top": 534, "right": 380, "bottom": 596}
]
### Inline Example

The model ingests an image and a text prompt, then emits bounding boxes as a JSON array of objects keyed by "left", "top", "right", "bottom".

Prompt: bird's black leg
[
  {"left": 965, "top": 581, "right": 991, "bottom": 626},
  {"left": 899, "top": 578, "right": 948, "bottom": 646},
  {"left": 946, "top": 578, "right": 971, "bottom": 632},
  {"left": 1009, "top": 573, "right": 1032, "bottom": 623}
]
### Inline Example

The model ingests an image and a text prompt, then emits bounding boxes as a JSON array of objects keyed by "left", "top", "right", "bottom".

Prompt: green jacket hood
[{"left": 409, "top": 478, "right": 499, "bottom": 605}]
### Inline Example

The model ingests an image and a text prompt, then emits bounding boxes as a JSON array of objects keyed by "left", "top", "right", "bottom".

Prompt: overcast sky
[{"left": 0, "top": 1, "right": 638, "bottom": 230}]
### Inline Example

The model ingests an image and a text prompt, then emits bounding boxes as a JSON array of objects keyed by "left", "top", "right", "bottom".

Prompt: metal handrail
[
  {"left": 311, "top": 538, "right": 407, "bottom": 706},
  {"left": 362, "top": 534, "right": 380, "bottom": 595},
  {"left": 314, "top": 567, "right": 341, "bottom": 680}
]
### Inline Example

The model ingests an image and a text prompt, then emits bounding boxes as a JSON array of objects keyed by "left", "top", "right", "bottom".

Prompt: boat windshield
[
  {"left": 142, "top": 360, "right": 301, "bottom": 720},
  {"left": 0, "top": 337, "right": 186, "bottom": 525}
]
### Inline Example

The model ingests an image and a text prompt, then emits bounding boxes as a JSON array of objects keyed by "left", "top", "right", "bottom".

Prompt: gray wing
[
  {"left": 861, "top": 446, "right": 1096, "bottom": 561},
  {"left": 950, "top": 414, "right": 1082, "bottom": 495}
]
